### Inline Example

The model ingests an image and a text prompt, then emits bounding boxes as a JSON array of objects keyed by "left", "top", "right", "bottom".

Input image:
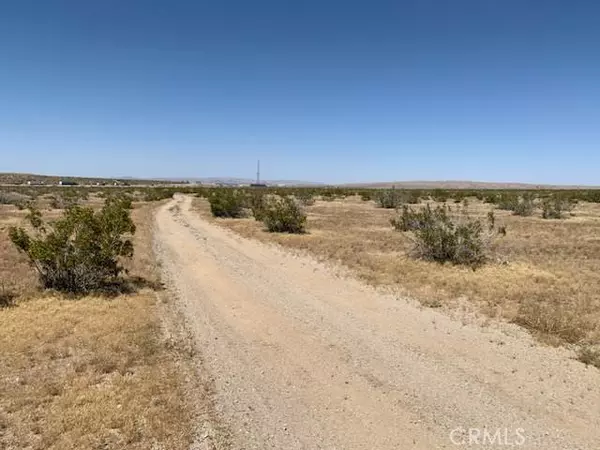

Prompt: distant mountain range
[
  {"left": 1, "top": 173, "right": 597, "bottom": 189},
  {"left": 0, "top": 173, "right": 323, "bottom": 187},
  {"left": 167, "top": 177, "right": 324, "bottom": 186},
  {"left": 340, "top": 180, "right": 600, "bottom": 190}
]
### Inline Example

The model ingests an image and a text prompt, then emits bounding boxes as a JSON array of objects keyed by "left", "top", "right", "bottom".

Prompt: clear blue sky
[{"left": 1, "top": 1, "right": 599, "bottom": 184}]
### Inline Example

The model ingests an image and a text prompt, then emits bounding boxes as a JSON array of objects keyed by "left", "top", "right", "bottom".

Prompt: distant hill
[
  {"left": 179, "top": 177, "right": 324, "bottom": 186},
  {"left": 0, "top": 173, "right": 180, "bottom": 186},
  {"left": 340, "top": 180, "right": 600, "bottom": 190},
  {"left": 2, "top": 173, "right": 597, "bottom": 189},
  {"left": 0, "top": 173, "right": 323, "bottom": 187}
]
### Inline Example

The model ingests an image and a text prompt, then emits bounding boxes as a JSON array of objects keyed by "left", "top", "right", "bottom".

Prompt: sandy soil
[{"left": 155, "top": 195, "right": 600, "bottom": 450}]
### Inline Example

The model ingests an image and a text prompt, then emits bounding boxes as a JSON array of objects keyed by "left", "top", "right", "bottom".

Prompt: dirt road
[{"left": 155, "top": 195, "right": 600, "bottom": 450}]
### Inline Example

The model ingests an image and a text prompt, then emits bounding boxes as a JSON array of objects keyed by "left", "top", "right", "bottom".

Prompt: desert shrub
[
  {"left": 143, "top": 188, "right": 175, "bottom": 201},
  {"left": 320, "top": 192, "right": 336, "bottom": 202},
  {"left": 247, "top": 191, "right": 267, "bottom": 221},
  {"left": 393, "top": 204, "right": 503, "bottom": 266},
  {"left": 375, "top": 188, "right": 403, "bottom": 209},
  {"left": 511, "top": 194, "right": 536, "bottom": 216},
  {"left": 391, "top": 205, "right": 431, "bottom": 232},
  {"left": 541, "top": 196, "right": 575, "bottom": 219},
  {"left": 208, "top": 189, "right": 246, "bottom": 218},
  {"left": 0, "top": 191, "right": 30, "bottom": 207},
  {"left": 496, "top": 193, "right": 519, "bottom": 211},
  {"left": 359, "top": 191, "right": 374, "bottom": 201},
  {"left": 296, "top": 191, "right": 315, "bottom": 206},
  {"left": 262, "top": 197, "right": 306, "bottom": 233},
  {"left": 375, "top": 188, "right": 421, "bottom": 207},
  {"left": 48, "top": 189, "right": 89, "bottom": 209},
  {"left": 49, "top": 195, "right": 67, "bottom": 209},
  {"left": 404, "top": 190, "right": 421, "bottom": 204},
  {"left": 583, "top": 190, "right": 600, "bottom": 203},
  {"left": 431, "top": 189, "right": 450, "bottom": 203},
  {"left": 483, "top": 193, "right": 498, "bottom": 204},
  {"left": 452, "top": 191, "right": 470, "bottom": 204},
  {"left": 9, "top": 197, "right": 135, "bottom": 293}
]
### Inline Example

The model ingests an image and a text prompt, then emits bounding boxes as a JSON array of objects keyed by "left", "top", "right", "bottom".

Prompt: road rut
[{"left": 155, "top": 195, "right": 600, "bottom": 449}]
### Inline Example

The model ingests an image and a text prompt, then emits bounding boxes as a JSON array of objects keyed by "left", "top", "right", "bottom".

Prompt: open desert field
[
  {"left": 192, "top": 192, "right": 600, "bottom": 355},
  {"left": 2, "top": 186, "right": 600, "bottom": 449}
]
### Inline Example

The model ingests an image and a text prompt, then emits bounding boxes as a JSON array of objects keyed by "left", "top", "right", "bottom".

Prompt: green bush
[
  {"left": 497, "top": 193, "right": 519, "bottom": 211},
  {"left": 359, "top": 191, "right": 374, "bottom": 201},
  {"left": 431, "top": 189, "right": 450, "bottom": 203},
  {"left": 583, "top": 190, "right": 600, "bottom": 203},
  {"left": 262, "top": 197, "right": 306, "bottom": 233},
  {"left": 143, "top": 188, "right": 175, "bottom": 201},
  {"left": 483, "top": 193, "right": 498, "bottom": 204},
  {"left": 247, "top": 191, "right": 267, "bottom": 221},
  {"left": 9, "top": 197, "right": 136, "bottom": 293},
  {"left": 296, "top": 191, "right": 315, "bottom": 206},
  {"left": 391, "top": 205, "right": 430, "bottom": 232},
  {"left": 375, "top": 188, "right": 402, "bottom": 208},
  {"left": 541, "top": 196, "right": 575, "bottom": 219},
  {"left": 392, "top": 204, "right": 503, "bottom": 266},
  {"left": 208, "top": 189, "right": 246, "bottom": 218},
  {"left": 404, "top": 190, "right": 421, "bottom": 204},
  {"left": 320, "top": 192, "right": 336, "bottom": 202},
  {"left": 512, "top": 194, "right": 536, "bottom": 217}
]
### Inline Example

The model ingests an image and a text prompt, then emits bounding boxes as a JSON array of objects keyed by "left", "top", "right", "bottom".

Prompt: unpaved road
[{"left": 155, "top": 195, "right": 600, "bottom": 450}]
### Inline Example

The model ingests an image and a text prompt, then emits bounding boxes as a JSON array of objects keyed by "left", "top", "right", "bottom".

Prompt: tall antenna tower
[{"left": 251, "top": 159, "right": 267, "bottom": 187}]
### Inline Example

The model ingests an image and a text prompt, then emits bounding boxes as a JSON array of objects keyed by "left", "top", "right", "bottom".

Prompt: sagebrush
[
  {"left": 208, "top": 189, "right": 246, "bottom": 218},
  {"left": 9, "top": 197, "right": 136, "bottom": 293},
  {"left": 247, "top": 191, "right": 267, "bottom": 221},
  {"left": 512, "top": 194, "right": 536, "bottom": 217},
  {"left": 541, "top": 196, "right": 575, "bottom": 219},
  {"left": 392, "top": 204, "right": 504, "bottom": 266},
  {"left": 262, "top": 196, "right": 307, "bottom": 233}
]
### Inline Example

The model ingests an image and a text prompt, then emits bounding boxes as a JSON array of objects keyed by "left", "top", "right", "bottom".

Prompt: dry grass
[
  {"left": 0, "top": 202, "right": 196, "bottom": 449},
  {"left": 577, "top": 346, "right": 600, "bottom": 369},
  {"left": 193, "top": 195, "right": 600, "bottom": 350}
]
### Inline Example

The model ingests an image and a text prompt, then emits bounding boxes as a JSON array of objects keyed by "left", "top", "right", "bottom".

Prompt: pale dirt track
[{"left": 155, "top": 195, "right": 600, "bottom": 450}]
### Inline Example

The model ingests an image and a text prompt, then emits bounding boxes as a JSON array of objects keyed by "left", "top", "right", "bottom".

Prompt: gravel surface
[{"left": 155, "top": 195, "right": 600, "bottom": 450}]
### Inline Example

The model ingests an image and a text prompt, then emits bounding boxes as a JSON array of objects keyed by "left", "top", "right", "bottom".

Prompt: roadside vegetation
[
  {"left": 0, "top": 193, "right": 197, "bottom": 449},
  {"left": 391, "top": 204, "right": 505, "bottom": 267},
  {"left": 262, "top": 196, "right": 307, "bottom": 233},
  {"left": 188, "top": 186, "right": 600, "bottom": 369},
  {"left": 3, "top": 182, "right": 600, "bottom": 371},
  {"left": 9, "top": 197, "right": 135, "bottom": 293}
]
